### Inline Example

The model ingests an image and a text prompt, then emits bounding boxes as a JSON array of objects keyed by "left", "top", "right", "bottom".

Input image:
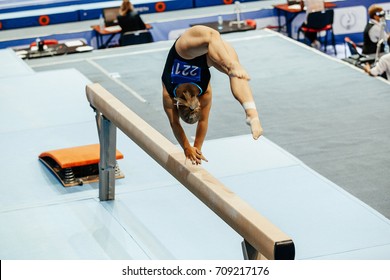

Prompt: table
[
  {"left": 191, "top": 21, "right": 255, "bottom": 34},
  {"left": 342, "top": 53, "right": 384, "bottom": 68},
  {"left": 92, "top": 24, "right": 153, "bottom": 49},
  {"left": 91, "top": 25, "right": 122, "bottom": 49},
  {"left": 13, "top": 40, "right": 92, "bottom": 59},
  {"left": 274, "top": 2, "right": 337, "bottom": 38}
]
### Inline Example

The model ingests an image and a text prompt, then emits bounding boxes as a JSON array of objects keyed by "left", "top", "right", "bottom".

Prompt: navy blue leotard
[{"left": 162, "top": 41, "right": 210, "bottom": 97}]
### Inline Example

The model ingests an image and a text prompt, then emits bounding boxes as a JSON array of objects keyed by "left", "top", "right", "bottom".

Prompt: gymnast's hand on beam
[{"left": 185, "top": 146, "right": 208, "bottom": 165}]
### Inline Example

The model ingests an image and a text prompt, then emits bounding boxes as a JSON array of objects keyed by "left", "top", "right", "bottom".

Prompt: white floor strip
[{"left": 86, "top": 58, "right": 147, "bottom": 103}]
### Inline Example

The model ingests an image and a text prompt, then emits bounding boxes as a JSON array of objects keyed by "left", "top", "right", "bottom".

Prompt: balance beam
[{"left": 86, "top": 83, "right": 295, "bottom": 260}]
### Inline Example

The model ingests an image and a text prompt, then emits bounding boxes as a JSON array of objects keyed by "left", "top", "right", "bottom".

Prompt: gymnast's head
[{"left": 173, "top": 83, "right": 201, "bottom": 124}]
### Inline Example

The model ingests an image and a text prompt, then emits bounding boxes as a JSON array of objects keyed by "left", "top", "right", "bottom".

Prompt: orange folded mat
[{"left": 39, "top": 143, "right": 123, "bottom": 168}]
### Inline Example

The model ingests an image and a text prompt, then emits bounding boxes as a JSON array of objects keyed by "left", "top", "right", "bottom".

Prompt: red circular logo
[
  {"left": 38, "top": 15, "right": 50, "bottom": 26},
  {"left": 155, "top": 2, "right": 166, "bottom": 13}
]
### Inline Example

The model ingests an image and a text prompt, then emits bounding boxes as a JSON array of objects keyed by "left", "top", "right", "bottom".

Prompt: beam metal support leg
[
  {"left": 95, "top": 111, "right": 117, "bottom": 201},
  {"left": 242, "top": 239, "right": 266, "bottom": 260}
]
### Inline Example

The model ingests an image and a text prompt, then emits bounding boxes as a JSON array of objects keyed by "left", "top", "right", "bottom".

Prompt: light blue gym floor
[{"left": 1, "top": 29, "right": 390, "bottom": 260}]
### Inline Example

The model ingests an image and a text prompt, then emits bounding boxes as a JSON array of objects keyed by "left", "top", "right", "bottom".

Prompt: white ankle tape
[{"left": 242, "top": 102, "right": 256, "bottom": 110}]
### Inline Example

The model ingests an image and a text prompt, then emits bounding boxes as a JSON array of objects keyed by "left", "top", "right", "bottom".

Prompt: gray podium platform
[{"left": 1, "top": 34, "right": 390, "bottom": 259}]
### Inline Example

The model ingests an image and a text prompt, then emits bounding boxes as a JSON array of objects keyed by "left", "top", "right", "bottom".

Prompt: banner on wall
[
  {"left": 377, "top": 2, "right": 390, "bottom": 18},
  {"left": 333, "top": 2, "right": 390, "bottom": 35},
  {"left": 290, "top": 4, "right": 389, "bottom": 39},
  {"left": 333, "top": 6, "right": 367, "bottom": 35}
]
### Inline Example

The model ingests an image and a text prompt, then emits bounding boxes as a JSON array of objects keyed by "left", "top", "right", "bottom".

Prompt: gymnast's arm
[
  {"left": 163, "top": 85, "right": 206, "bottom": 164},
  {"left": 193, "top": 89, "right": 212, "bottom": 161},
  {"left": 162, "top": 85, "right": 190, "bottom": 149}
]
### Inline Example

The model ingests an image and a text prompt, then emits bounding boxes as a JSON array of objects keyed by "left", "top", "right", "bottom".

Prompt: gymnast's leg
[
  {"left": 208, "top": 41, "right": 263, "bottom": 139},
  {"left": 230, "top": 76, "right": 263, "bottom": 140}
]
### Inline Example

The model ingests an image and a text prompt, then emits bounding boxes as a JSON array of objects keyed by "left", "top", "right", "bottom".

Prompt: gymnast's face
[{"left": 174, "top": 83, "right": 201, "bottom": 124}]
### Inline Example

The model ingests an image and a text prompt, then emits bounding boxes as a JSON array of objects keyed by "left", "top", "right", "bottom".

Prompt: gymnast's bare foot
[{"left": 246, "top": 117, "right": 263, "bottom": 140}]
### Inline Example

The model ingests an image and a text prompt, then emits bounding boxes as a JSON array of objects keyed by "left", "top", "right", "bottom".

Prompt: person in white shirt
[{"left": 364, "top": 53, "right": 390, "bottom": 80}]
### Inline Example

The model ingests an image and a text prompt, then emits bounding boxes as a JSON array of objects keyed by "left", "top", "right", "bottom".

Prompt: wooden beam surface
[{"left": 86, "top": 83, "right": 295, "bottom": 260}]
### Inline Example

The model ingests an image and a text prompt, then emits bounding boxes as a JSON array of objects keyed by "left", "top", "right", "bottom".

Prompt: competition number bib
[{"left": 171, "top": 59, "right": 201, "bottom": 84}]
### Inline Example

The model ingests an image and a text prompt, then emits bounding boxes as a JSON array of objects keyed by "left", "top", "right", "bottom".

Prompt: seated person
[
  {"left": 362, "top": 4, "right": 390, "bottom": 55},
  {"left": 305, "top": 0, "right": 324, "bottom": 13},
  {"left": 117, "top": 0, "right": 146, "bottom": 33},
  {"left": 300, "top": 0, "right": 325, "bottom": 49},
  {"left": 363, "top": 53, "right": 390, "bottom": 80}
]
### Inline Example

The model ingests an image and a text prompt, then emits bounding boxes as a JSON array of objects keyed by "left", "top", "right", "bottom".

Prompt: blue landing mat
[{"left": 0, "top": 49, "right": 34, "bottom": 78}]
